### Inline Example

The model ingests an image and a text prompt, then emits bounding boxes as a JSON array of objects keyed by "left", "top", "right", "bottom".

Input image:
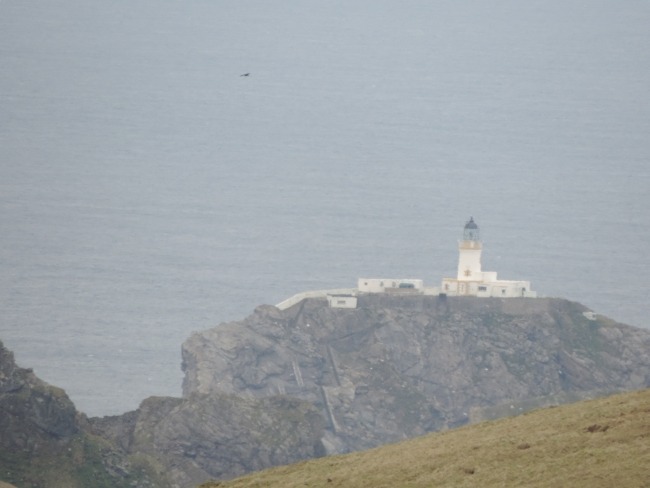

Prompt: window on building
[{"left": 478, "top": 286, "right": 487, "bottom": 291}]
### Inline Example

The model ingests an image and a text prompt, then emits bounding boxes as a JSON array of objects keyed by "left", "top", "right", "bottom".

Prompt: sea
[{"left": 1, "top": 0, "right": 648, "bottom": 417}]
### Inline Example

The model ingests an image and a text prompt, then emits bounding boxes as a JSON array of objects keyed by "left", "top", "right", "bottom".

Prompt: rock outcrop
[
  {"left": 182, "top": 296, "right": 650, "bottom": 454},
  {"left": 90, "top": 392, "right": 324, "bottom": 488},
  {"left": 0, "top": 340, "right": 169, "bottom": 488}
]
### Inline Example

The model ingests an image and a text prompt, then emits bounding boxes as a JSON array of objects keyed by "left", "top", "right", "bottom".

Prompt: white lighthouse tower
[
  {"left": 457, "top": 217, "right": 482, "bottom": 281},
  {"left": 442, "top": 217, "right": 537, "bottom": 298}
]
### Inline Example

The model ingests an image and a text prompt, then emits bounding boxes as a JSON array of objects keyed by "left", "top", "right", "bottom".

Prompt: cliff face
[
  {"left": 181, "top": 296, "right": 650, "bottom": 453},
  {"left": 0, "top": 342, "right": 79, "bottom": 445},
  {"left": 90, "top": 392, "right": 325, "bottom": 488},
  {"left": 0, "top": 341, "right": 169, "bottom": 488}
]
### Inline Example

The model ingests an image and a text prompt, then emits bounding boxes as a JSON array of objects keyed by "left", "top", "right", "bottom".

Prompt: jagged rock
[
  {"left": 181, "top": 296, "right": 650, "bottom": 454},
  {"left": 0, "top": 340, "right": 169, "bottom": 488},
  {"left": 90, "top": 392, "right": 325, "bottom": 488},
  {"left": 0, "top": 343, "right": 79, "bottom": 447}
]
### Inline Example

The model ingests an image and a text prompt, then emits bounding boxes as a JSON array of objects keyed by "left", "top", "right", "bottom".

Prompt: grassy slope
[
  {"left": 201, "top": 388, "right": 650, "bottom": 488},
  {"left": 0, "top": 432, "right": 168, "bottom": 488}
]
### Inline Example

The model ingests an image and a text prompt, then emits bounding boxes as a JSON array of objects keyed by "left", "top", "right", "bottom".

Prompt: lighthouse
[
  {"left": 442, "top": 217, "right": 536, "bottom": 298},
  {"left": 457, "top": 217, "right": 482, "bottom": 281}
]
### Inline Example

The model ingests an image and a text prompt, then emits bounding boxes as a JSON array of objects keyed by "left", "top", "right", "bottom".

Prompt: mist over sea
[{"left": 1, "top": 0, "right": 648, "bottom": 416}]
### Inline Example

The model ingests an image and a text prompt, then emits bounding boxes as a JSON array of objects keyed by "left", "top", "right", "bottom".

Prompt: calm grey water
[{"left": 1, "top": 0, "right": 649, "bottom": 416}]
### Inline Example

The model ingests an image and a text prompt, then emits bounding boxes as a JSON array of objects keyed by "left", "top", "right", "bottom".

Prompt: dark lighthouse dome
[{"left": 463, "top": 217, "right": 480, "bottom": 241}]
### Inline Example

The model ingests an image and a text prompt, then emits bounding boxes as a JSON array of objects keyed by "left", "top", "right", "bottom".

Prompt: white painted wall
[
  {"left": 481, "top": 271, "right": 498, "bottom": 282},
  {"left": 327, "top": 295, "right": 358, "bottom": 309},
  {"left": 441, "top": 278, "right": 536, "bottom": 298},
  {"left": 457, "top": 240, "right": 483, "bottom": 280},
  {"left": 358, "top": 278, "right": 424, "bottom": 293}
]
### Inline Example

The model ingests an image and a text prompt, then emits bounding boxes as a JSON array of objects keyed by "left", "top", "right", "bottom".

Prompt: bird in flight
[{"left": 240, "top": 73, "right": 250, "bottom": 77}]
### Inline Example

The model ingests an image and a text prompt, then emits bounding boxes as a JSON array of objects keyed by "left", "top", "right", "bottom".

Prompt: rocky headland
[
  {"left": 2, "top": 295, "right": 650, "bottom": 487},
  {"left": 180, "top": 295, "right": 650, "bottom": 456}
]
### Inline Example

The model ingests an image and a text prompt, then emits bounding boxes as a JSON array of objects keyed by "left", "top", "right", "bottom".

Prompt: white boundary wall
[{"left": 276, "top": 288, "right": 357, "bottom": 310}]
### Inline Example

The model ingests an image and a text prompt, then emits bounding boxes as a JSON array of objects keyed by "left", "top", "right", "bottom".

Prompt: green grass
[
  {"left": 200, "top": 388, "right": 650, "bottom": 488},
  {"left": 0, "top": 433, "right": 167, "bottom": 488}
]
